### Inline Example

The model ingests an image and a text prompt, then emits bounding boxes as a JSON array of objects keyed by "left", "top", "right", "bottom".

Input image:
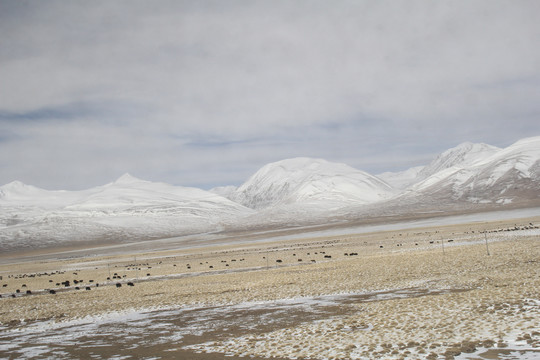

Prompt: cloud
[{"left": 0, "top": 0, "right": 539, "bottom": 189}]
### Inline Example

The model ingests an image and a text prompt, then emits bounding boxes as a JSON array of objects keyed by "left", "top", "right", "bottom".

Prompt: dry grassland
[{"left": 1, "top": 216, "right": 539, "bottom": 359}]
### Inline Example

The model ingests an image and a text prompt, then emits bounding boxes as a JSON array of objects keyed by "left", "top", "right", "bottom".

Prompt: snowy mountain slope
[
  {"left": 210, "top": 185, "right": 238, "bottom": 199},
  {"left": 1, "top": 136, "right": 539, "bottom": 252},
  {"left": 406, "top": 136, "right": 540, "bottom": 204},
  {"left": 378, "top": 142, "right": 501, "bottom": 191},
  {"left": 377, "top": 166, "right": 424, "bottom": 190},
  {"left": 0, "top": 174, "right": 253, "bottom": 252},
  {"left": 0, "top": 181, "right": 95, "bottom": 209},
  {"left": 417, "top": 142, "right": 501, "bottom": 180},
  {"left": 230, "top": 158, "right": 395, "bottom": 210},
  {"left": 0, "top": 173, "right": 250, "bottom": 213},
  {"left": 64, "top": 173, "right": 248, "bottom": 213}
]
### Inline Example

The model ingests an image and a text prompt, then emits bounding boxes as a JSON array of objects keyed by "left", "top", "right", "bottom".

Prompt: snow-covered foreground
[
  {"left": 3, "top": 288, "right": 538, "bottom": 359},
  {"left": 1, "top": 219, "right": 539, "bottom": 359},
  {"left": 0, "top": 288, "right": 459, "bottom": 358}
]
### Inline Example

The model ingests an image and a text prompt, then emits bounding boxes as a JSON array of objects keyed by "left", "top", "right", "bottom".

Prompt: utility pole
[
  {"left": 484, "top": 232, "right": 490, "bottom": 256},
  {"left": 441, "top": 236, "right": 445, "bottom": 255},
  {"left": 135, "top": 256, "right": 139, "bottom": 280}
]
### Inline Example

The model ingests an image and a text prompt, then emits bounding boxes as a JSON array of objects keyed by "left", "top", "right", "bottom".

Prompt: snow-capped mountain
[
  {"left": 417, "top": 142, "right": 501, "bottom": 180},
  {"left": 0, "top": 181, "right": 93, "bottom": 209},
  {"left": 0, "top": 174, "right": 253, "bottom": 252},
  {"left": 406, "top": 136, "right": 540, "bottom": 204},
  {"left": 378, "top": 142, "right": 501, "bottom": 190},
  {"left": 0, "top": 173, "right": 249, "bottom": 215},
  {"left": 64, "top": 173, "right": 248, "bottom": 213},
  {"left": 210, "top": 185, "right": 238, "bottom": 199},
  {"left": 229, "top": 157, "right": 395, "bottom": 210},
  {"left": 377, "top": 166, "right": 424, "bottom": 190},
  {"left": 1, "top": 136, "right": 539, "bottom": 253}
]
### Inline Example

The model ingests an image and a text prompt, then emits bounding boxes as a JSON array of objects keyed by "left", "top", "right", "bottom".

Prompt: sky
[{"left": 1, "top": 0, "right": 540, "bottom": 190}]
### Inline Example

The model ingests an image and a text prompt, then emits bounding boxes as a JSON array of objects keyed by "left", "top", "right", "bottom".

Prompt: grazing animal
[
  {"left": 26, "top": 290, "right": 32, "bottom": 295},
  {"left": 127, "top": 282, "right": 134, "bottom": 286},
  {"left": 49, "top": 290, "right": 56, "bottom": 294},
  {"left": 379, "top": 245, "right": 384, "bottom": 248},
  {"left": 324, "top": 255, "right": 332, "bottom": 259},
  {"left": 85, "top": 287, "right": 91, "bottom": 291},
  {"left": 276, "top": 260, "right": 282, "bottom": 263},
  {"left": 116, "top": 283, "right": 122, "bottom": 288}
]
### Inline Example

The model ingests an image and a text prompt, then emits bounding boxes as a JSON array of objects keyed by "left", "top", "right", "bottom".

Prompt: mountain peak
[
  {"left": 232, "top": 157, "right": 394, "bottom": 209},
  {"left": 418, "top": 141, "right": 500, "bottom": 180},
  {"left": 114, "top": 173, "right": 144, "bottom": 184},
  {"left": 258, "top": 157, "right": 361, "bottom": 176},
  {"left": 2, "top": 180, "right": 27, "bottom": 188},
  {"left": 0, "top": 180, "right": 42, "bottom": 193}
]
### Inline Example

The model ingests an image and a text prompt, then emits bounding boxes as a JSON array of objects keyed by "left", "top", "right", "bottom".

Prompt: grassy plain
[{"left": 1, "top": 216, "right": 539, "bottom": 359}]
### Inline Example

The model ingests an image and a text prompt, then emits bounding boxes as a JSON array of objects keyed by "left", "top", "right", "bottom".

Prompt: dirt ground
[{"left": 1, "top": 216, "right": 539, "bottom": 359}]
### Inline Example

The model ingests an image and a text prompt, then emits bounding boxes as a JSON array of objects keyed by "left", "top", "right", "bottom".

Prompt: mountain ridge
[
  {"left": 2, "top": 136, "right": 540, "bottom": 252},
  {"left": 228, "top": 157, "right": 395, "bottom": 210}
]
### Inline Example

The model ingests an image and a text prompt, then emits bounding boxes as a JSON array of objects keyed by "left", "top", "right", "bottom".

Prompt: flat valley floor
[{"left": 1, "top": 213, "right": 539, "bottom": 359}]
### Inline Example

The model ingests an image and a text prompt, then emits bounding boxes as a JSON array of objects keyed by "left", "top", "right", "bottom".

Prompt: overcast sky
[{"left": 1, "top": 0, "right": 539, "bottom": 190}]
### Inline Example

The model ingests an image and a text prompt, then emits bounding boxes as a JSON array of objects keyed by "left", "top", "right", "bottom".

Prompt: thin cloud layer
[{"left": 1, "top": 0, "right": 539, "bottom": 189}]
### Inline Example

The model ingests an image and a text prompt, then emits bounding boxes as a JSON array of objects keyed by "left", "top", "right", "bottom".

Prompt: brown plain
[{"left": 1, "top": 215, "right": 539, "bottom": 359}]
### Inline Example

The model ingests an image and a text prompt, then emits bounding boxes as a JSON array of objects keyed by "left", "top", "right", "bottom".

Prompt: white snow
[
  {"left": 0, "top": 174, "right": 253, "bottom": 251},
  {"left": 377, "top": 165, "right": 424, "bottom": 190},
  {"left": 1, "top": 137, "right": 540, "bottom": 252},
  {"left": 230, "top": 157, "right": 395, "bottom": 209},
  {"left": 402, "top": 136, "right": 540, "bottom": 201}
]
